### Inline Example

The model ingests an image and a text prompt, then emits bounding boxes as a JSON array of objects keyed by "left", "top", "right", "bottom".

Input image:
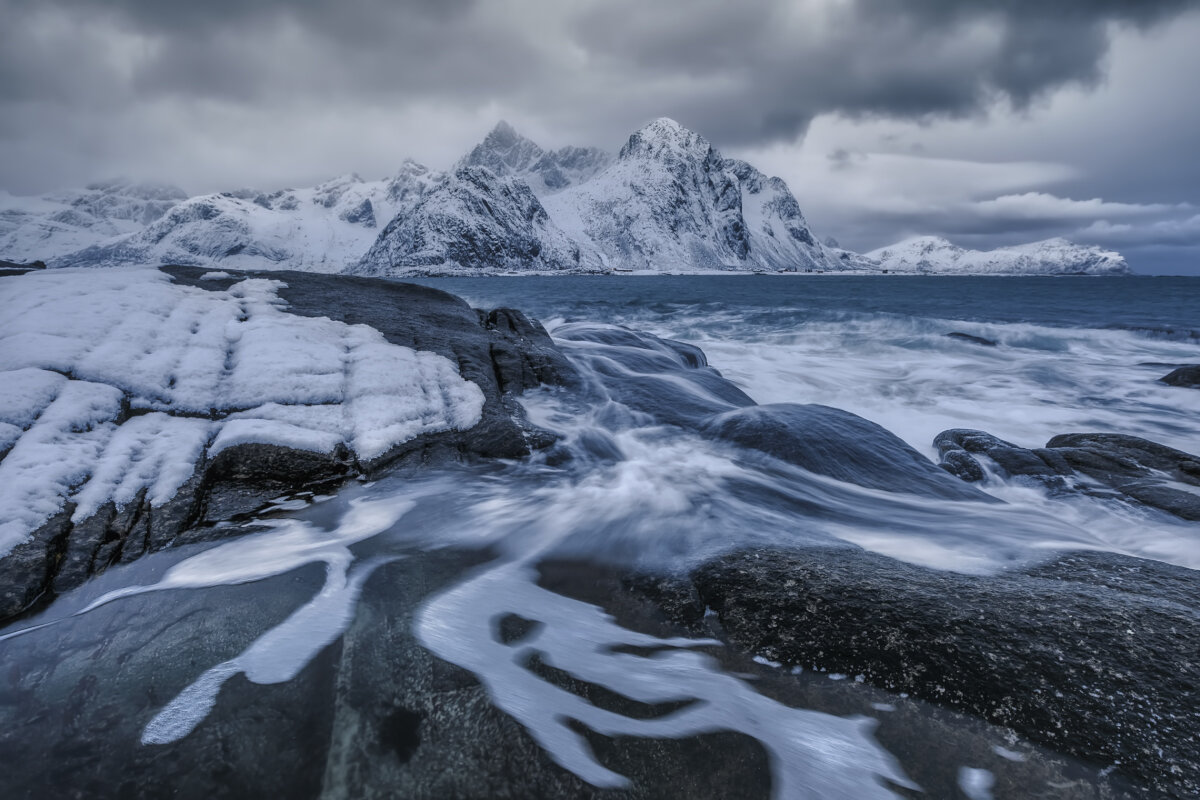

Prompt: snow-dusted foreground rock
[
  {"left": 0, "top": 266, "right": 574, "bottom": 620},
  {"left": 867, "top": 236, "right": 1129, "bottom": 275}
]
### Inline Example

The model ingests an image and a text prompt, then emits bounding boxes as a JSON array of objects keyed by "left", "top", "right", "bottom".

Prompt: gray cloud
[
  {"left": 0, "top": 0, "right": 1198, "bottom": 272},
  {"left": 1, "top": 0, "right": 1193, "bottom": 156}
]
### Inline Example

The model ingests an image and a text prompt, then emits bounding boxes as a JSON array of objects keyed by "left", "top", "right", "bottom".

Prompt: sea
[{"left": 2, "top": 275, "right": 1198, "bottom": 798}]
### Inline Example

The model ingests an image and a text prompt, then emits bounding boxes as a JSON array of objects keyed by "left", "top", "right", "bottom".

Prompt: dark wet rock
[
  {"left": 0, "top": 506, "right": 74, "bottom": 617},
  {"left": 1160, "top": 364, "right": 1200, "bottom": 388},
  {"left": 938, "top": 449, "right": 986, "bottom": 482},
  {"left": 936, "top": 427, "right": 1200, "bottom": 521},
  {"left": 682, "top": 546, "right": 1200, "bottom": 799},
  {"left": 0, "top": 267, "right": 575, "bottom": 623},
  {"left": 0, "top": 258, "right": 42, "bottom": 275},
  {"left": 0, "top": 559, "right": 341, "bottom": 800},
  {"left": 479, "top": 307, "right": 581, "bottom": 394},
  {"left": 945, "top": 332, "right": 998, "bottom": 347},
  {"left": 1, "top": 547, "right": 848, "bottom": 800},
  {"left": 1044, "top": 433, "right": 1200, "bottom": 520},
  {"left": 554, "top": 558, "right": 1143, "bottom": 799},
  {"left": 706, "top": 404, "right": 994, "bottom": 502},
  {"left": 934, "top": 429, "right": 1073, "bottom": 484}
]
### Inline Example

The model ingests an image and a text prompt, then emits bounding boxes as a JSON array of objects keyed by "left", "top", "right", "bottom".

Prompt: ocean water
[{"left": 3, "top": 275, "right": 1198, "bottom": 798}]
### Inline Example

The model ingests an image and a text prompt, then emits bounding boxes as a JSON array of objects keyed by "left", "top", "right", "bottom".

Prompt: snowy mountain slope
[
  {"left": 540, "top": 118, "right": 844, "bottom": 272},
  {"left": 6, "top": 119, "right": 1133, "bottom": 276},
  {"left": 866, "top": 236, "right": 1130, "bottom": 275},
  {"left": 0, "top": 179, "right": 187, "bottom": 264},
  {"left": 456, "top": 121, "right": 613, "bottom": 195},
  {"left": 350, "top": 166, "right": 587, "bottom": 276},
  {"left": 58, "top": 165, "right": 445, "bottom": 273}
]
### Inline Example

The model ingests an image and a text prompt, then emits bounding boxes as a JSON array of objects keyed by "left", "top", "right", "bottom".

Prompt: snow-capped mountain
[
  {"left": 456, "top": 121, "right": 613, "bottom": 195},
  {"left": 0, "top": 179, "right": 187, "bottom": 264},
  {"left": 0, "top": 119, "right": 1132, "bottom": 276},
  {"left": 540, "top": 118, "right": 841, "bottom": 273},
  {"left": 351, "top": 166, "right": 586, "bottom": 276},
  {"left": 866, "top": 236, "right": 1130, "bottom": 275},
  {"left": 59, "top": 164, "right": 444, "bottom": 273}
]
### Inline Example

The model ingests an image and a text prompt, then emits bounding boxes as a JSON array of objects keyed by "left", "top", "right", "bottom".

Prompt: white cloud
[
  {"left": 1080, "top": 213, "right": 1200, "bottom": 246},
  {"left": 973, "top": 192, "right": 1188, "bottom": 221}
]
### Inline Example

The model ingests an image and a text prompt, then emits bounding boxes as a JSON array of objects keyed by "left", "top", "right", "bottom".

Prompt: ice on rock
[
  {"left": 0, "top": 267, "right": 485, "bottom": 556},
  {"left": 71, "top": 413, "right": 213, "bottom": 521}
]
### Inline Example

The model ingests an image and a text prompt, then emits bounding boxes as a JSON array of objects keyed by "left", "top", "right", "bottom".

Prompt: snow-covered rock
[
  {"left": 350, "top": 166, "right": 586, "bottom": 276},
  {"left": 57, "top": 165, "right": 445, "bottom": 273},
  {"left": 541, "top": 118, "right": 843, "bottom": 272},
  {"left": 0, "top": 179, "right": 187, "bottom": 264},
  {"left": 0, "top": 266, "right": 484, "bottom": 559},
  {"left": 456, "top": 121, "right": 613, "bottom": 195},
  {"left": 866, "top": 236, "right": 1130, "bottom": 275}
]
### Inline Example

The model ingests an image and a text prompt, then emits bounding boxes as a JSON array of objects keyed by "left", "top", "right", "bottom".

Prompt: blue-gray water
[{"left": 406, "top": 275, "right": 1200, "bottom": 337}]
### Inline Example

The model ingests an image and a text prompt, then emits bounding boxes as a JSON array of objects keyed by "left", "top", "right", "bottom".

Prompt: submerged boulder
[
  {"left": 705, "top": 404, "right": 992, "bottom": 502},
  {"left": 554, "top": 323, "right": 755, "bottom": 429},
  {"left": 1160, "top": 364, "right": 1200, "bottom": 388},
  {"left": 944, "top": 332, "right": 998, "bottom": 347}
]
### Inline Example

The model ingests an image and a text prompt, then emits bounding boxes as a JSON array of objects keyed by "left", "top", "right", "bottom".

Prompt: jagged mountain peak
[
  {"left": 619, "top": 118, "right": 713, "bottom": 163},
  {"left": 484, "top": 120, "right": 521, "bottom": 146},
  {"left": 457, "top": 121, "right": 612, "bottom": 196},
  {"left": 459, "top": 121, "right": 545, "bottom": 176}
]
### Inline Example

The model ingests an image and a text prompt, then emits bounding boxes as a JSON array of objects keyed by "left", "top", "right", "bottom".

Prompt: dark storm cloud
[
  {"left": 1, "top": 0, "right": 1193, "bottom": 144},
  {"left": 0, "top": 0, "right": 535, "bottom": 106},
  {"left": 568, "top": 0, "right": 1194, "bottom": 143}
]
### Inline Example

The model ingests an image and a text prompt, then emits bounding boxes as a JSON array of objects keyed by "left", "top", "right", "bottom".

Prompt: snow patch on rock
[{"left": 0, "top": 267, "right": 484, "bottom": 556}]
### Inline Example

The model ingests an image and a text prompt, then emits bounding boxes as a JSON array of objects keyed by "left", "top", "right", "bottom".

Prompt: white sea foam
[{"left": 416, "top": 535, "right": 917, "bottom": 798}]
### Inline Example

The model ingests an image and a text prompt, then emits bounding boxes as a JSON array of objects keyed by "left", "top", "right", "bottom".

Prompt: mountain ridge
[
  {"left": 1, "top": 120, "right": 1130, "bottom": 276},
  {"left": 867, "top": 235, "right": 1129, "bottom": 275}
]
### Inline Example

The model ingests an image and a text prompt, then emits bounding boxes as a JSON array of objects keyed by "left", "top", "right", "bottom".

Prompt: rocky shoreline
[
  {"left": 1, "top": 269, "right": 1197, "bottom": 798},
  {"left": 0, "top": 266, "right": 576, "bottom": 622}
]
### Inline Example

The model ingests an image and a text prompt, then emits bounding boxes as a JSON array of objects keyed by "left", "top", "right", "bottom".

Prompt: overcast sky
[{"left": 2, "top": 0, "right": 1199, "bottom": 273}]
